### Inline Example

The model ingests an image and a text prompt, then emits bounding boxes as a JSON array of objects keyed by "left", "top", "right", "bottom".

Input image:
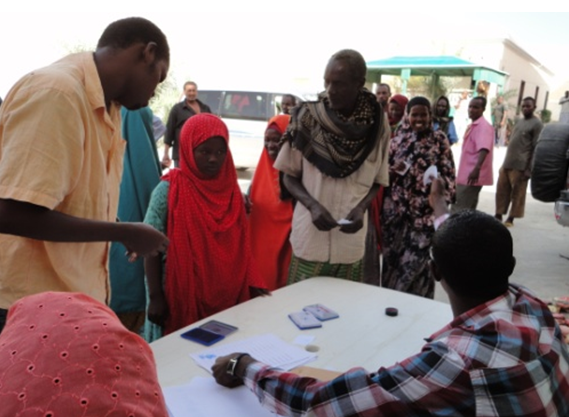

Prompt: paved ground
[
  {"left": 434, "top": 145, "right": 569, "bottom": 304},
  {"left": 237, "top": 145, "right": 569, "bottom": 305}
]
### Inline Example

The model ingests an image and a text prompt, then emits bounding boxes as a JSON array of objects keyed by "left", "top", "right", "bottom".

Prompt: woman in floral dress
[{"left": 381, "top": 96, "right": 455, "bottom": 299}]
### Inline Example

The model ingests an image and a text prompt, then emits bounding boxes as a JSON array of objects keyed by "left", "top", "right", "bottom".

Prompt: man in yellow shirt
[{"left": 0, "top": 17, "right": 171, "bottom": 332}]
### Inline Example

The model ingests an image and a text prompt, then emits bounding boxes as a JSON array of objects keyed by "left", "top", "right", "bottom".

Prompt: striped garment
[
  {"left": 287, "top": 255, "right": 364, "bottom": 285},
  {"left": 243, "top": 284, "right": 569, "bottom": 416}
]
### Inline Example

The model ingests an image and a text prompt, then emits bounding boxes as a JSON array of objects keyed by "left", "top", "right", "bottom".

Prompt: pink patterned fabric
[{"left": 0, "top": 292, "right": 168, "bottom": 416}]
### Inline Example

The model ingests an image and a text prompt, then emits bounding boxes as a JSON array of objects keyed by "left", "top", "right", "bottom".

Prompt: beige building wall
[
  {"left": 499, "top": 39, "right": 553, "bottom": 116},
  {"left": 446, "top": 38, "right": 554, "bottom": 120}
]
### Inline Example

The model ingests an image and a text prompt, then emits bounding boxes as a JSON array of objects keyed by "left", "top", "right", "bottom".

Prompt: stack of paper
[
  {"left": 164, "top": 377, "right": 273, "bottom": 417},
  {"left": 190, "top": 333, "right": 317, "bottom": 372}
]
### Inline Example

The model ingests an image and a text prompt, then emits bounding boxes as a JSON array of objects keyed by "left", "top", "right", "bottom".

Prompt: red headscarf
[
  {"left": 162, "top": 114, "right": 264, "bottom": 334},
  {"left": 248, "top": 115, "right": 293, "bottom": 290},
  {"left": 0, "top": 292, "right": 167, "bottom": 416},
  {"left": 387, "top": 94, "right": 409, "bottom": 129},
  {"left": 266, "top": 114, "right": 290, "bottom": 138}
]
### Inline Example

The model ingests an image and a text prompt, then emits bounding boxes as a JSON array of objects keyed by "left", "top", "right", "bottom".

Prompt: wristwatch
[{"left": 226, "top": 353, "right": 250, "bottom": 377}]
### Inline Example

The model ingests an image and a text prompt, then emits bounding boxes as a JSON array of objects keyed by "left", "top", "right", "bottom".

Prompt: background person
[
  {"left": 143, "top": 114, "right": 266, "bottom": 342},
  {"left": 212, "top": 209, "right": 569, "bottom": 417},
  {"left": 248, "top": 115, "right": 293, "bottom": 291},
  {"left": 432, "top": 95, "right": 458, "bottom": 145},
  {"left": 495, "top": 97, "right": 543, "bottom": 227},
  {"left": 163, "top": 81, "right": 211, "bottom": 168},
  {"left": 492, "top": 94, "right": 507, "bottom": 146},
  {"left": 381, "top": 96, "right": 455, "bottom": 299},
  {"left": 364, "top": 93, "right": 407, "bottom": 285},
  {"left": 387, "top": 93, "right": 408, "bottom": 133},
  {"left": 276, "top": 49, "right": 390, "bottom": 283},
  {"left": 280, "top": 94, "right": 297, "bottom": 115},
  {"left": 0, "top": 292, "right": 168, "bottom": 416},
  {"left": 109, "top": 106, "right": 163, "bottom": 333},
  {"left": 453, "top": 90, "right": 470, "bottom": 140},
  {"left": 452, "top": 96, "right": 494, "bottom": 212},
  {"left": 0, "top": 17, "right": 170, "bottom": 333},
  {"left": 375, "top": 82, "right": 391, "bottom": 111}
]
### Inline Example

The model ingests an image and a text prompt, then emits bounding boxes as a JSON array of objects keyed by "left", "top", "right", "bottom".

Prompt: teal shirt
[{"left": 109, "top": 107, "right": 162, "bottom": 314}]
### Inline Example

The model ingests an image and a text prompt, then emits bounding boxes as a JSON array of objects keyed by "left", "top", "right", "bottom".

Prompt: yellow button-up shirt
[{"left": 0, "top": 52, "right": 125, "bottom": 309}]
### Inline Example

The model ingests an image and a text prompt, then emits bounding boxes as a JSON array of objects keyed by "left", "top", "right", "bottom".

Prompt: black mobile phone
[{"left": 180, "top": 327, "right": 225, "bottom": 346}]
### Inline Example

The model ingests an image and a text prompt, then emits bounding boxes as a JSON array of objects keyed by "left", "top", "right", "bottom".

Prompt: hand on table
[{"left": 212, "top": 353, "right": 255, "bottom": 388}]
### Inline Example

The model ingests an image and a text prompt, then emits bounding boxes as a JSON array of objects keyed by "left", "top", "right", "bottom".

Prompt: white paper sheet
[
  {"left": 164, "top": 377, "right": 273, "bottom": 417},
  {"left": 190, "top": 333, "right": 317, "bottom": 372}
]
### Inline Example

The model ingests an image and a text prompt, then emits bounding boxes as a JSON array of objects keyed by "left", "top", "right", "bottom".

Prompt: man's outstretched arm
[{"left": 0, "top": 198, "right": 168, "bottom": 258}]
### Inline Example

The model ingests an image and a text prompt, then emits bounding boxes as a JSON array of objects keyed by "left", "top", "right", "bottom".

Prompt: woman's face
[
  {"left": 264, "top": 128, "right": 281, "bottom": 160},
  {"left": 193, "top": 136, "right": 227, "bottom": 178},
  {"left": 436, "top": 99, "right": 449, "bottom": 117},
  {"left": 388, "top": 101, "right": 404, "bottom": 124},
  {"left": 408, "top": 104, "right": 431, "bottom": 133}
]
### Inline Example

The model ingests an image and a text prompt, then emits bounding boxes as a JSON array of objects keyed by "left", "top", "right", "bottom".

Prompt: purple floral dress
[{"left": 381, "top": 120, "right": 456, "bottom": 298}]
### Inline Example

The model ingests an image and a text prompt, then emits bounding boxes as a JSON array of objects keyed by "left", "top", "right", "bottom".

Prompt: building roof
[{"left": 366, "top": 55, "right": 508, "bottom": 80}]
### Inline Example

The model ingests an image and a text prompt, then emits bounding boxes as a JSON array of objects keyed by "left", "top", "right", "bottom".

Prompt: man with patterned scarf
[{"left": 274, "top": 49, "right": 390, "bottom": 283}]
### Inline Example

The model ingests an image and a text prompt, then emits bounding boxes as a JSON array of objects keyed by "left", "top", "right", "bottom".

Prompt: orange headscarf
[
  {"left": 0, "top": 292, "right": 168, "bottom": 416},
  {"left": 162, "top": 114, "right": 264, "bottom": 334},
  {"left": 248, "top": 115, "right": 293, "bottom": 290}
]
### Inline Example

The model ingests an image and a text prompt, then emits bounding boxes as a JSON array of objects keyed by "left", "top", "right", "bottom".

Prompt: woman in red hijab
[
  {"left": 248, "top": 115, "right": 293, "bottom": 290},
  {"left": 143, "top": 113, "right": 266, "bottom": 342},
  {"left": 387, "top": 94, "right": 409, "bottom": 134},
  {"left": 0, "top": 292, "right": 168, "bottom": 416}
]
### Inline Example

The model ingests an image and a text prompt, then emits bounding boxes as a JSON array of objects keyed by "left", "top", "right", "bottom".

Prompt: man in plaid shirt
[{"left": 213, "top": 208, "right": 569, "bottom": 416}]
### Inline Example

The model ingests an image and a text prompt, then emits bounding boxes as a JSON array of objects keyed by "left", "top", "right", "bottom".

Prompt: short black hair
[
  {"left": 522, "top": 96, "right": 536, "bottom": 105},
  {"left": 472, "top": 96, "right": 487, "bottom": 110},
  {"left": 97, "top": 17, "right": 169, "bottom": 63},
  {"left": 282, "top": 94, "right": 297, "bottom": 104},
  {"left": 407, "top": 96, "right": 431, "bottom": 114},
  {"left": 378, "top": 83, "right": 391, "bottom": 94},
  {"left": 329, "top": 49, "right": 367, "bottom": 81},
  {"left": 432, "top": 210, "right": 513, "bottom": 299}
]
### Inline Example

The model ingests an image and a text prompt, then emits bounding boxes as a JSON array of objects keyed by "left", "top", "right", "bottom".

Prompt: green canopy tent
[{"left": 366, "top": 55, "right": 508, "bottom": 97}]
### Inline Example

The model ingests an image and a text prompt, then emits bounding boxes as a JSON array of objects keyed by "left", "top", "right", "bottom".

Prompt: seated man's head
[
  {"left": 324, "top": 49, "right": 366, "bottom": 116},
  {"left": 96, "top": 17, "right": 170, "bottom": 110},
  {"left": 431, "top": 211, "right": 515, "bottom": 304}
]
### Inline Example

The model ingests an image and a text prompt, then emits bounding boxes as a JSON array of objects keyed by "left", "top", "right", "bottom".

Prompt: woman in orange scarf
[
  {"left": 143, "top": 114, "right": 266, "bottom": 342},
  {"left": 248, "top": 115, "right": 293, "bottom": 290}
]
